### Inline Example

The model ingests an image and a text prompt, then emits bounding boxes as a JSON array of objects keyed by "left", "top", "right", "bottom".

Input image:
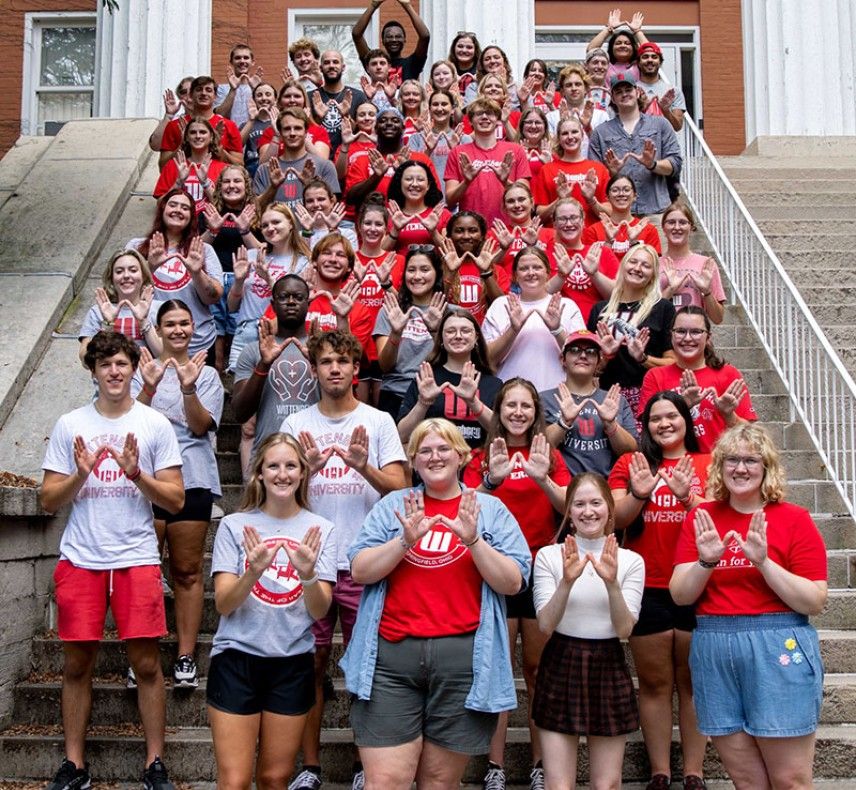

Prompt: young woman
[
  {"left": 398, "top": 310, "right": 502, "bottom": 448},
  {"left": 671, "top": 423, "right": 827, "bottom": 790},
  {"left": 427, "top": 60, "right": 464, "bottom": 119},
  {"left": 128, "top": 188, "right": 223, "bottom": 359},
  {"left": 514, "top": 107, "right": 553, "bottom": 183},
  {"left": 533, "top": 473, "right": 644, "bottom": 790},
  {"left": 397, "top": 79, "right": 427, "bottom": 145},
  {"left": 240, "top": 81, "right": 278, "bottom": 178},
  {"left": 407, "top": 88, "right": 463, "bottom": 182},
  {"left": 293, "top": 178, "right": 357, "bottom": 249},
  {"left": 466, "top": 45, "right": 519, "bottom": 108},
  {"left": 639, "top": 305, "right": 757, "bottom": 453},
  {"left": 518, "top": 58, "right": 556, "bottom": 112},
  {"left": 659, "top": 202, "right": 727, "bottom": 323},
  {"left": 482, "top": 246, "right": 585, "bottom": 392},
  {"left": 582, "top": 174, "right": 662, "bottom": 255},
  {"left": 79, "top": 249, "right": 161, "bottom": 362},
  {"left": 373, "top": 247, "right": 448, "bottom": 418},
  {"left": 335, "top": 100, "right": 378, "bottom": 184},
  {"left": 487, "top": 181, "right": 543, "bottom": 281},
  {"left": 257, "top": 80, "right": 331, "bottom": 164},
  {"left": 587, "top": 243, "right": 676, "bottom": 416},
  {"left": 341, "top": 418, "right": 530, "bottom": 790},
  {"left": 587, "top": 9, "right": 649, "bottom": 83},
  {"left": 448, "top": 31, "right": 481, "bottom": 94},
  {"left": 462, "top": 73, "right": 520, "bottom": 141},
  {"left": 383, "top": 160, "right": 450, "bottom": 254},
  {"left": 609, "top": 392, "right": 710, "bottom": 790},
  {"left": 135, "top": 299, "right": 224, "bottom": 689},
  {"left": 208, "top": 433, "right": 336, "bottom": 788},
  {"left": 463, "top": 378, "right": 571, "bottom": 790},
  {"left": 153, "top": 118, "right": 227, "bottom": 211}
]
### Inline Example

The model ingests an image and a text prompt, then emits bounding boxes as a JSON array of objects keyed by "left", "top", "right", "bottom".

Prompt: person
[
  {"left": 541, "top": 329, "right": 637, "bottom": 477},
  {"left": 426, "top": 60, "right": 464, "bottom": 115},
  {"left": 639, "top": 305, "right": 756, "bottom": 453},
  {"left": 207, "top": 433, "right": 336, "bottom": 788},
  {"left": 79, "top": 249, "right": 162, "bottom": 362},
  {"left": 659, "top": 202, "right": 726, "bottom": 323},
  {"left": 465, "top": 45, "right": 519, "bottom": 108},
  {"left": 587, "top": 243, "right": 676, "bottom": 417},
  {"left": 352, "top": 0, "right": 430, "bottom": 82},
  {"left": 280, "top": 330, "right": 408, "bottom": 790},
  {"left": 532, "top": 472, "right": 644, "bottom": 790},
  {"left": 588, "top": 72, "right": 682, "bottom": 217},
  {"left": 407, "top": 88, "right": 463, "bottom": 182},
  {"left": 398, "top": 309, "right": 502, "bottom": 449},
  {"left": 295, "top": 178, "right": 358, "bottom": 247},
  {"left": 487, "top": 181, "right": 543, "bottom": 281},
  {"left": 134, "top": 300, "right": 224, "bottom": 690},
  {"left": 340, "top": 418, "right": 531, "bottom": 789},
  {"left": 214, "top": 43, "right": 264, "bottom": 128},
  {"left": 147, "top": 79, "right": 193, "bottom": 154},
  {"left": 586, "top": 9, "right": 649, "bottom": 82},
  {"left": 448, "top": 31, "right": 481, "bottom": 94},
  {"left": 518, "top": 58, "right": 555, "bottom": 112},
  {"left": 515, "top": 107, "right": 553, "bottom": 183},
  {"left": 41, "top": 331, "right": 184, "bottom": 790},
  {"left": 445, "top": 98, "right": 532, "bottom": 226},
  {"left": 373, "top": 247, "right": 448, "bottom": 418},
  {"left": 383, "top": 160, "right": 450, "bottom": 253},
  {"left": 257, "top": 80, "right": 332, "bottom": 165},
  {"left": 335, "top": 100, "right": 379, "bottom": 184},
  {"left": 584, "top": 49, "right": 612, "bottom": 112},
  {"left": 252, "top": 108, "right": 340, "bottom": 212},
  {"left": 462, "top": 378, "right": 571, "bottom": 790},
  {"left": 232, "top": 275, "right": 317, "bottom": 475},
  {"left": 360, "top": 49, "right": 398, "bottom": 113},
  {"left": 308, "top": 50, "right": 368, "bottom": 153},
  {"left": 397, "top": 79, "right": 427, "bottom": 144},
  {"left": 482, "top": 246, "right": 585, "bottom": 392},
  {"left": 544, "top": 65, "right": 609, "bottom": 154},
  {"left": 153, "top": 118, "right": 227, "bottom": 212},
  {"left": 287, "top": 37, "right": 324, "bottom": 92},
  {"left": 239, "top": 81, "right": 278, "bottom": 178},
  {"left": 637, "top": 41, "right": 686, "bottom": 132},
  {"left": 128, "top": 189, "right": 224, "bottom": 359},
  {"left": 608, "top": 391, "right": 709, "bottom": 790},
  {"left": 462, "top": 74, "right": 521, "bottom": 142},
  {"left": 670, "top": 423, "right": 828, "bottom": 790},
  {"left": 581, "top": 173, "right": 662, "bottom": 256}
]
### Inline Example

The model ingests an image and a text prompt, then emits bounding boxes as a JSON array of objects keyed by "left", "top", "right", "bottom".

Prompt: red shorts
[
  {"left": 310, "top": 570, "right": 362, "bottom": 647},
  {"left": 53, "top": 560, "right": 167, "bottom": 641}
]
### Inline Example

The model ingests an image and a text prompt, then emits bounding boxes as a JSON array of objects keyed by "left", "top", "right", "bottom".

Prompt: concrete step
[
  {"left": 805, "top": 303, "right": 856, "bottom": 325},
  {"left": 722, "top": 163, "right": 856, "bottom": 179},
  {"left": 727, "top": 180, "right": 856, "bottom": 195},
  {"left": 818, "top": 325, "right": 856, "bottom": 351},
  {"left": 788, "top": 267, "right": 856, "bottom": 287},
  {"left": 765, "top": 234, "right": 856, "bottom": 253},
  {"left": 778, "top": 249, "right": 852, "bottom": 268},
  {"left": 732, "top": 190, "right": 856, "bottom": 206},
  {"left": 800, "top": 286, "right": 856, "bottom": 305},
  {"left": 756, "top": 219, "right": 856, "bottom": 236},
  {"left": 815, "top": 590, "right": 856, "bottom": 630},
  {"left": 748, "top": 205, "right": 856, "bottom": 221}
]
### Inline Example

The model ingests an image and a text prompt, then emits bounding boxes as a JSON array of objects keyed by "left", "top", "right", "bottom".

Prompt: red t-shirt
[
  {"left": 674, "top": 501, "right": 827, "bottom": 615},
  {"left": 379, "top": 493, "right": 483, "bottom": 640},
  {"left": 486, "top": 224, "right": 532, "bottom": 283},
  {"left": 582, "top": 218, "right": 662, "bottom": 256},
  {"left": 463, "top": 446, "right": 571, "bottom": 555},
  {"left": 389, "top": 206, "right": 451, "bottom": 253},
  {"left": 355, "top": 252, "right": 405, "bottom": 361},
  {"left": 259, "top": 123, "right": 331, "bottom": 157},
  {"left": 153, "top": 158, "right": 227, "bottom": 212},
  {"left": 344, "top": 150, "right": 438, "bottom": 208},
  {"left": 609, "top": 452, "right": 710, "bottom": 588},
  {"left": 638, "top": 364, "right": 757, "bottom": 453},
  {"left": 446, "top": 259, "right": 511, "bottom": 324},
  {"left": 531, "top": 159, "right": 610, "bottom": 226},
  {"left": 161, "top": 113, "right": 243, "bottom": 155}
]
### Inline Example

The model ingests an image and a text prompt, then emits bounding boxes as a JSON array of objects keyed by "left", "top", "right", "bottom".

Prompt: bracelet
[
  {"left": 481, "top": 471, "right": 501, "bottom": 491},
  {"left": 603, "top": 420, "right": 618, "bottom": 436},
  {"left": 141, "top": 321, "right": 153, "bottom": 334},
  {"left": 388, "top": 336, "right": 401, "bottom": 347},
  {"left": 479, "top": 270, "right": 494, "bottom": 280},
  {"left": 417, "top": 397, "right": 434, "bottom": 408},
  {"left": 379, "top": 281, "right": 393, "bottom": 290},
  {"left": 300, "top": 229, "right": 313, "bottom": 238},
  {"left": 126, "top": 466, "right": 142, "bottom": 482},
  {"left": 678, "top": 492, "right": 693, "bottom": 508},
  {"left": 180, "top": 385, "right": 197, "bottom": 395},
  {"left": 299, "top": 574, "right": 319, "bottom": 587},
  {"left": 700, "top": 290, "right": 711, "bottom": 298},
  {"left": 142, "top": 383, "right": 157, "bottom": 397},
  {"left": 639, "top": 353, "right": 649, "bottom": 365},
  {"left": 463, "top": 534, "right": 481, "bottom": 548},
  {"left": 557, "top": 416, "right": 572, "bottom": 431},
  {"left": 253, "top": 366, "right": 269, "bottom": 377},
  {"left": 698, "top": 557, "right": 719, "bottom": 569},
  {"left": 399, "top": 532, "right": 414, "bottom": 550},
  {"left": 550, "top": 326, "right": 563, "bottom": 337},
  {"left": 101, "top": 319, "right": 114, "bottom": 328},
  {"left": 647, "top": 159, "right": 657, "bottom": 172}
]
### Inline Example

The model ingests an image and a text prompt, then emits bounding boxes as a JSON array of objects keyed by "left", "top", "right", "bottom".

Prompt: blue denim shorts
[
  {"left": 210, "top": 272, "right": 238, "bottom": 336},
  {"left": 228, "top": 319, "right": 260, "bottom": 372},
  {"left": 689, "top": 612, "right": 823, "bottom": 738}
]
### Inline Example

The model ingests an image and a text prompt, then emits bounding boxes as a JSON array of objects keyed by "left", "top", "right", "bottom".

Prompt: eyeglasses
[
  {"left": 565, "top": 345, "right": 600, "bottom": 358},
  {"left": 471, "top": 110, "right": 498, "bottom": 119},
  {"left": 663, "top": 218, "right": 691, "bottom": 227},
  {"left": 408, "top": 244, "right": 435, "bottom": 253},
  {"left": 415, "top": 446, "right": 457, "bottom": 460},
  {"left": 723, "top": 455, "right": 763, "bottom": 469},
  {"left": 671, "top": 328, "right": 707, "bottom": 338},
  {"left": 555, "top": 216, "right": 583, "bottom": 225}
]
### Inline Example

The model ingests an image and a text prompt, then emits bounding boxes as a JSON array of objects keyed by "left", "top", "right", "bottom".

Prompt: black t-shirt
[
  {"left": 398, "top": 364, "right": 503, "bottom": 448},
  {"left": 388, "top": 52, "right": 428, "bottom": 82},
  {"left": 587, "top": 298, "right": 676, "bottom": 389},
  {"left": 312, "top": 86, "right": 368, "bottom": 153}
]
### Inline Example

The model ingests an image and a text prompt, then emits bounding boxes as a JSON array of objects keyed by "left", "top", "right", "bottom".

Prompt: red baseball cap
[
  {"left": 638, "top": 41, "right": 663, "bottom": 58},
  {"left": 562, "top": 329, "right": 603, "bottom": 353}
]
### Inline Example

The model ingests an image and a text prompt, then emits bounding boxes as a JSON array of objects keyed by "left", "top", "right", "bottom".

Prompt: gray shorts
[{"left": 350, "top": 633, "right": 498, "bottom": 755}]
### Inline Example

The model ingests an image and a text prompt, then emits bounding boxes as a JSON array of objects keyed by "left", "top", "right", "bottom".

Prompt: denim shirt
[
  {"left": 588, "top": 113, "right": 682, "bottom": 216},
  {"left": 339, "top": 486, "right": 531, "bottom": 713}
]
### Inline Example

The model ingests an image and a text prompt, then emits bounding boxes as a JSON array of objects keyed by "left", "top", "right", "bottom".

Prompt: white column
[
  {"left": 95, "top": 0, "right": 212, "bottom": 119},
  {"left": 422, "top": 0, "right": 534, "bottom": 84},
  {"left": 742, "top": 0, "right": 856, "bottom": 140}
]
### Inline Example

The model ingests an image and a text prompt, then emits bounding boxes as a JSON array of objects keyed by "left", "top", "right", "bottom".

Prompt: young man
[
  {"left": 288, "top": 37, "right": 324, "bottom": 92},
  {"left": 215, "top": 43, "right": 263, "bottom": 127},
  {"left": 281, "top": 330, "right": 407, "bottom": 790},
  {"left": 361, "top": 48, "right": 398, "bottom": 112},
  {"left": 252, "top": 108, "right": 340, "bottom": 211},
  {"left": 637, "top": 41, "right": 687, "bottom": 131},
  {"left": 41, "top": 331, "right": 184, "bottom": 790},
  {"left": 352, "top": 0, "right": 430, "bottom": 82},
  {"left": 588, "top": 71, "right": 682, "bottom": 216},
  {"left": 158, "top": 75, "right": 244, "bottom": 169},
  {"left": 444, "top": 98, "right": 532, "bottom": 225},
  {"left": 540, "top": 329, "right": 637, "bottom": 476},
  {"left": 309, "top": 50, "right": 368, "bottom": 153}
]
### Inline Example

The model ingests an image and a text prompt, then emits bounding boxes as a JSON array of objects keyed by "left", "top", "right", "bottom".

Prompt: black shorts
[
  {"left": 358, "top": 359, "right": 383, "bottom": 382},
  {"left": 505, "top": 568, "right": 536, "bottom": 619},
  {"left": 631, "top": 586, "right": 696, "bottom": 637},
  {"left": 153, "top": 487, "right": 214, "bottom": 525},
  {"left": 206, "top": 648, "right": 315, "bottom": 716}
]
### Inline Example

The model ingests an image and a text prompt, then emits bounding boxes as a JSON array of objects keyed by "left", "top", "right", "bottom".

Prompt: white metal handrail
[{"left": 680, "top": 116, "right": 856, "bottom": 518}]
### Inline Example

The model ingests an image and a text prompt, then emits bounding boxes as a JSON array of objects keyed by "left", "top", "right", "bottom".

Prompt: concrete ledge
[
  {"left": 745, "top": 136, "right": 856, "bottom": 157},
  {"left": 0, "top": 487, "right": 43, "bottom": 519}
]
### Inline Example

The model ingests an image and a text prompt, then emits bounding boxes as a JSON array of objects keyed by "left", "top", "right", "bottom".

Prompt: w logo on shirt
[
  {"left": 419, "top": 530, "right": 453, "bottom": 553},
  {"left": 405, "top": 528, "right": 467, "bottom": 569}
]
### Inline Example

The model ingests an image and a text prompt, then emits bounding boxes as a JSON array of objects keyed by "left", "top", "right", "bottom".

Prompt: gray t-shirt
[
  {"left": 235, "top": 339, "right": 319, "bottom": 452},
  {"left": 252, "top": 153, "right": 340, "bottom": 211},
  {"left": 540, "top": 385, "right": 637, "bottom": 477},
  {"left": 211, "top": 508, "right": 337, "bottom": 658},
  {"left": 373, "top": 304, "right": 435, "bottom": 397},
  {"left": 639, "top": 76, "right": 688, "bottom": 112},
  {"left": 80, "top": 300, "right": 163, "bottom": 349},
  {"left": 235, "top": 250, "right": 310, "bottom": 324},
  {"left": 131, "top": 365, "right": 223, "bottom": 495}
]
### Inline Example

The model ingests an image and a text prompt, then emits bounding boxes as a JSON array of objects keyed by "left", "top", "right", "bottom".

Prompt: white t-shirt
[
  {"left": 211, "top": 508, "right": 337, "bottom": 657},
  {"left": 42, "top": 402, "right": 182, "bottom": 569},
  {"left": 280, "top": 402, "right": 406, "bottom": 569},
  {"left": 533, "top": 536, "right": 645, "bottom": 639},
  {"left": 482, "top": 294, "right": 585, "bottom": 391}
]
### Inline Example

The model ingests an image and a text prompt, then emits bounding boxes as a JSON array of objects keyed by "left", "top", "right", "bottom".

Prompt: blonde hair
[
  {"left": 398, "top": 79, "right": 428, "bottom": 117},
  {"left": 553, "top": 116, "right": 584, "bottom": 158},
  {"left": 261, "top": 203, "right": 311, "bottom": 261},
  {"left": 101, "top": 249, "right": 153, "bottom": 302},
  {"left": 599, "top": 244, "right": 662, "bottom": 327},
  {"left": 706, "top": 423, "right": 786, "bottom": 504},
  {"left": 477, "top": 73, "right": 508, "bottom": 103},
  {"left": 240, "top": 433, "right": 311, "bottom": 511},
  {"left": 407, "top": 418, "right": 472, "bottom": 469}
]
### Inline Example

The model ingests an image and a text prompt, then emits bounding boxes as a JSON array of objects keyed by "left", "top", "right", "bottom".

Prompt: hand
[
  {"left": 580, "top": 99, "right": 594, "bottom": 130},
  {"left": 599, "top": 213, "right": 620, "bottom": 242},
  {"left": 677, "top": 367, "right": 705, "bottom": 408},
  {"left": 436, "top": 488, "right": 480, "bottom": 545},
  {"left": 174, "top": 149, "right": 191, "bottom": 185},
  {"left": 138, "top": 347, "right": 167, "bottom": 390},
  {"left": 580, "top": 167, "right": 599, "bottom": 202},
  {"left": 383, "top": 290, "right": 411, "bottom": 335},
  {"left": 496, "top": 151, "right": 515, "bottom": 182},
  {"left": 553, "top": 246, "right": 575, "bottom": 279},
  {"left": 423, "top": 291, "right": 447, "bottom": 332},
  {"left": 607, "top": 8, "right": 622, "bottom": 29},
  {"left": 375, "top": 252, "right": 398, "bottom": 285},
  {"left": 248, "top": 65, "right": 264, "bottom": 89},
  {"left": 592, "top": 383, "right": 621, "bottom": 425},
  {"left": 95, "top": 288, "right": 119, "bottom": 323},
  {"left": 686, "top": 258, "right": 716, "bottom": 295},
  {"left": 395, "top": 489, "right": 440, "bottom": 548},
  {"left": 629, "top": 10, "right": 645, "bottom": 32},
  {"left": 252, "top": 248, "right": 271, "bottom": 286},
  {"left": 517, "top": 75, "right": 535, "bottom": 103},
  {"left": 73, "top": 435, "right": 106, "bottom": 478},
  {"left": 268, "top": 158, "right": 285, "bottom": 188},
  {"left": 340, "top": 115, "right": 357, "bottom": 146},
  {"left": 284, "top": 525, "right": 323, "bottom": 579},
  {"left": 625, "top": 216, "right": 649, "bottom": 242},
  {"left": 660, "top": 256, "right": 688, "bottom": 296},
  {"left": 172, "top": 350, "right": 207, "bottom": 390},
  {"left": 628, "top": 451, "right": 658, "bottom": 499},
  {"left": 310, "top": 91, "right": 327, "bottom": 121},
  {"left": 388, "top": 200, "right": 410, "bottom": 233},
  {"left": 297, "top": 431, "right": 334, "bottom": 474},
  {"left": 106, "top": 432, "right": 141, "bottom": 477},
  {"left": 227, "top": 66, "right": 240, "bottom": 90},
  {"left": 423, "top": 128, "right": 439, "bottom": 154},
  {"left": 522, "top": 433, "right": 551, "bottom": 482},
  {"left": 130, "top": 285, "right": 155, "bottom": 322},
  {"left": 626, "top": 326, "right": 650, "bottom": 363},
  {"left": 360, "top": 75, "right": 378, "bottom": 99},
  {"left": 732, "top": 510, "right": 768, "bottom": 566},
  {"left": 196, "top": 153, "right": 213, "bottom": 186},
  {"left": 163, "top": 88, "right": 180, "bottom": 116},
  {"left": 488, "top": 437, "right": 513, "bottom": 483},
  {"left": 491, "top": 219, "right": 514, "bottom": 249},
  {"left": 693, "top": 507, "right": 735, "bottom": 565},
  {"left": 536, "top": 292, "right": 563, "bottom": 332},
  {"left": 658, "top": 87, "right": 677, "bottom": 112},
  {"left": 521, "top": 215, "right": 542, "bottom": 246},
  {"left": 293, "top": 202, "right": 322, "bottom": 232},
  {"left": 630, "top": 138, "right": 657, "bottom": 170},
  {"left": 243, "top": 526, "right": 287, "bottom": 576},
  {"left": 438, "top": 233, "right": 462, "bottom": 272},
  {"left": 582, "top": 242, "right": 604, "bottom": 276},
  {"left": 561, "top": 535, "right": 589, "bottom": 583},
  {"left": 714, "top": 378, "right": 748, "bottom": 417},
  {"left": 257, "top": 318, "right": 289, "bottom": 366},
  {"left": 298, "top": 158, "right": 317, "bottom": 186},
  {"left": 202, "top": 203, "right": 226, "bottom": 236},
  {"left": 505, "top": 294, "right": 529, "bottom": 333},
  {"left": 415, "top": 361, "right": 443, "bottom": 404},
  {"left": 589, "top": 533, "right": 619, "bottom": 585},
  {"left": 331, "top": 278, "right": 361, "bottom": 318},
  {"left": 659, "top": 453, "right": 695, "bottom": 502},
  {"left": 458, "top": 152, "right": 480, "bottom": 183},
  {"left": 367, "top": 147, "right": 389, "bottom": 178},
  {"left": 232, "top": 246, "right": 252, "bottom": 282},
  {"left": 449, "top": 361, "right": 482, "bottom": 404},
  {"left": 280, "top": 65, "right": 296, "bottom": 83},
  {"left": 235, "top": 203, "right": 256, "bottom": 235},
  {"left": 475, "top": 238, "right": 500, "bottom": 273},
  {"left": 336, "top": 425, "right": 369, "bottom": 471},
  {"left": 595, "top": 321, "right": 621, "bottom": 356},
  {"left": 556, "top": 382, "right": 588, "bottom": 425},
  {"left": 418, "top": 203, "right": 446, "bottom": 234},
  {"left": 324, "top": 202, "right": 347, "bottom": 230},
  {"left": 604, "top": 148, "right": 631, "bottom": 176},
  {"left": 554, "top": 171, "right": 573, "bottom": 200}
]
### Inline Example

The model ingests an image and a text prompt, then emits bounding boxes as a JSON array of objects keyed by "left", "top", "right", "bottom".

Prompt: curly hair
[
  {"left": 307, "top": 329, "right": 363, "bottom": 365},
  {"left": 706, "top": 423, "right": 786, "bottom": 504},
  {"left": 83, "top": 330, "right": 141, "bottom": 372},
  {"left": 211, "top": 165, "right": 258, "bottom": 225}
]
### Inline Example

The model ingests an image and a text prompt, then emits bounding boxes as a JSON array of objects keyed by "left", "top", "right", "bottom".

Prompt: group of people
[{"left": 45, "top": 5, "right": 827, "bottom": 790}]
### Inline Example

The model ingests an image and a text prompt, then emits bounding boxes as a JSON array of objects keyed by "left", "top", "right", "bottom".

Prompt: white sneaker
[{"left": 288, "top": 768, "right": 322, "bottom": 790}]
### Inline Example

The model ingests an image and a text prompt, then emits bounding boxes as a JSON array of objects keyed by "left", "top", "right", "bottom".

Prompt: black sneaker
[
  {"left": 173, "top": 654, "right": 198, "bottom": 688},
  {"left": 46, "top": 758, "right": 91, "bottom": 790},
  {"left": 143, "top": 756, "right": 175, "bottom": 790}
]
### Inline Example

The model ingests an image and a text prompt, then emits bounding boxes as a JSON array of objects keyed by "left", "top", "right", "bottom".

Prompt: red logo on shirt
[
  {"left": 248, "top": 537, "right": 305, "bottom": 606},
  {"left": 152, "top": 254, "right": 191, "bottom": 291},
  {"left": 404, "top": 528, "right": 467, "bottom": 568},
  {"left": 92, "top": 450, "right": 125, "bottom": 483}
]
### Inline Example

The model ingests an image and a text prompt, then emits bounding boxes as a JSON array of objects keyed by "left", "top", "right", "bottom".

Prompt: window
[
  {"left": 288, "top": 9, "right": 377, "bottom": 87},
  {"left": 22, "top": 14, "right": 97, "bottom": 135}
]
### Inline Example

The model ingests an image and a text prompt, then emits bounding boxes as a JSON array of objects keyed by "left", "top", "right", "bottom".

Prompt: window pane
[
  {"left": 37, "top": 91, "right": 93, "bottom": 132},
  {"left": 301, "top": 23, "right": 363, "bottom": 86},
  {"left": 40, "top": 27, "right": 96, "bottom": 87}
]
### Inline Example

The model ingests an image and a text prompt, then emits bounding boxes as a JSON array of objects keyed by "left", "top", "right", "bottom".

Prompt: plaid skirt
[{"left": 533, "top": 632, "right": 639, "bottom": 736}]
